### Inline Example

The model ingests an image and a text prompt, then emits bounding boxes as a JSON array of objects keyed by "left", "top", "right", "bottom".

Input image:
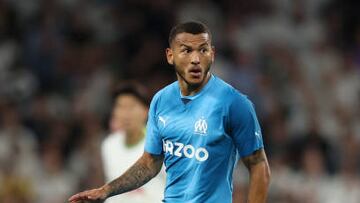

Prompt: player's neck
[
  {"left": 178, "top": 73, "right": 211, "bottom": 96},
  {"left": 125, "top": 128, "right": 144, "bottom": 147}
]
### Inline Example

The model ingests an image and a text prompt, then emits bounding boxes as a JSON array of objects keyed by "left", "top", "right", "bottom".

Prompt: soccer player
[
  {"left": 101, "top": 83, "right": 165, "bottom": 203},
  {"left": 69, "top": 21, "right": 270, "bottom": 203}
]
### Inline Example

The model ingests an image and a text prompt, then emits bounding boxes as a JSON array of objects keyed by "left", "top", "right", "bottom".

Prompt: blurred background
[{"left": 0, "top": 0, "right": 359, "bottom": 202}]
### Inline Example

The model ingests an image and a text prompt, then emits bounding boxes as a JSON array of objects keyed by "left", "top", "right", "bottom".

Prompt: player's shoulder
[
  {"left": 214, "top": 75, "right": 249, "bottom": 103},
  {"left": 214, "top": 77, "right": 257, "bottom": 122},
  {"left": 102, "top": 131, "right": 125, "bottom": 146},
  {"left": 102, "top": 132, "right": 124, "bottom": 148},
  {"left": 150, "top": 81, "right": 178, "bottom": 104}
]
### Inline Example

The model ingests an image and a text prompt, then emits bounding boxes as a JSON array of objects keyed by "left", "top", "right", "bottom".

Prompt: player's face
[
  {"left": 110, "top": 94, "right": 148, "bottom": 132},
  {"left": 166, "top": 33, "right": 214, "bottom": 87}
]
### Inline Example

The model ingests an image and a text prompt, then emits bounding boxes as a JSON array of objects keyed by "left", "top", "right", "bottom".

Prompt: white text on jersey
[{"left": 162, "top": 140, "right": 209, "bottom": 162}]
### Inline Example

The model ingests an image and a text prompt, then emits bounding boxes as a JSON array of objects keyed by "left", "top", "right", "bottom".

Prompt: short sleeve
[
  {"left": 229, "top": 93, "right": 264, "bottom": 158},
  {"left": 144, "top": 93, "right": 163, "bottom": 155}
]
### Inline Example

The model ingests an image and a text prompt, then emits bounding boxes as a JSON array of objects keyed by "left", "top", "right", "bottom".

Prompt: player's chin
[{"left": 186, "top": 77, "right": 205, "bottom": 86}]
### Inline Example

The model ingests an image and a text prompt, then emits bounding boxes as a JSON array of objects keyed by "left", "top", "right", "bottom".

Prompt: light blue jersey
[{"left": 145, "top": 75, "right": 264, "bottom": 203}]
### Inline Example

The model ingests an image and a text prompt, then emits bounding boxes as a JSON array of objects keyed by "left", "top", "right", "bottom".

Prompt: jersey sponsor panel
[{"left": 163, "top": 140, "right": 209, "bottom": 162}]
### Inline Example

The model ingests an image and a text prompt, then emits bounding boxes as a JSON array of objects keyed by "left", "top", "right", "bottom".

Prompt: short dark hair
[
  {"left": 168, "top": 21, "right": 212, "bottom": 46},
  {"left": 112, "top": 82, "right": 150, "bottom": 107}
]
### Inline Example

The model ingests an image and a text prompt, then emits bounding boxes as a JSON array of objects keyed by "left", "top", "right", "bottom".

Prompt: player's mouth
[{"left": 188, "top": 66, "right": 202, "bottom": 78}]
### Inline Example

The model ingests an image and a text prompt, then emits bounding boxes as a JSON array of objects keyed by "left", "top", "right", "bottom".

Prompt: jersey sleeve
[
  {"left": 228, "top": 93, "right": 264, "bottom": 158},
  {"left": 144, "top": 93, "right": 163, "bottom": 155}
]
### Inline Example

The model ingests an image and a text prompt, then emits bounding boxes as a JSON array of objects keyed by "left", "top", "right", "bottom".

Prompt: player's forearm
[
  {"left": 102, "top": 152, "right": 164, "bottom": 198},
  {"left": 247, "top": 161, "right": 270, "bottom": 203},
  {"left": 242, "top": 149, "right": 271, "bottom": 203}
]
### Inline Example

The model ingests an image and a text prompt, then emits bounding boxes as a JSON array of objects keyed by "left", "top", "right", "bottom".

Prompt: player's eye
[
  {"left": 200, "top": 48, "right": 208, "bottom": 53},
  {"left": 181, "top": 48, "right": 191, "bottom": 53}
]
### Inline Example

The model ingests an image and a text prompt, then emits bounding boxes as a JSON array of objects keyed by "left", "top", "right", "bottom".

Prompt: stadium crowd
[{"left": 0, "top": 0, "right": 359, "bottom": 202}]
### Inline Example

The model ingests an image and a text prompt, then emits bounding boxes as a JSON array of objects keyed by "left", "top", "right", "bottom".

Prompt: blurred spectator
[
  {"left": 68, "top": 113, "right": 105, "bottom": 190},
  {"left": 34, "top": 141, "right": 77, "bottom": 203},
  {"left": 0, "top": 102, "right": 39, "bottom": 179},
  {"left": 0, "top": 174, "right": 34, "bottom": 203},
  {"left": 288, "top": 116, "right": 336, "bottom": 174},
  {"left": 101, "top": 82, "right": 165, "bottom": 203}
]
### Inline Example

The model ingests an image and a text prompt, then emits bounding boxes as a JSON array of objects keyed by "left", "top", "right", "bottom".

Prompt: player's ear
[
  {"left": 166, "top": 48, "right": 174, "bottom": 65},
  {"left": 211, "top": 46, "right": 215, "bottom": 63}
]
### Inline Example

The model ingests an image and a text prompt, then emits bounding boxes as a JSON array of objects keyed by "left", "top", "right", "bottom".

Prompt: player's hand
[{"left": 68, "top": 186, "right": 108, "bottom": 203}]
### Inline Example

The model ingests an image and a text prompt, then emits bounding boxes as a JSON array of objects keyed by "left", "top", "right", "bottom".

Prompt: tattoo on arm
[
  {"left": 106, "top": 152, "right": 163, "bottom": 197},
  {"left": 242, "top": 149, "right": 266, "bottom": 169},
  {"left": 241, "top": 149, "right": 271, "bottom": 203}
]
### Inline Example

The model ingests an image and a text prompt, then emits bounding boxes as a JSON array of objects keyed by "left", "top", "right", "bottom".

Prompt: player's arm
[
  {"left": 242, "top": 148, "right": 271, "bottom": 203},
  {"left": 68, "top": 152, "right": 164, "bottom": 203}
]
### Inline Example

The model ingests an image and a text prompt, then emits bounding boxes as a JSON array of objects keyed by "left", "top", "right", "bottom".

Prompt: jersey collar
[{"left": 179, "top": 74, "right": 215, "bottom": 101}]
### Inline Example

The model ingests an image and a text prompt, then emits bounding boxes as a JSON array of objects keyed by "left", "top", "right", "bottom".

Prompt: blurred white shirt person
[{"left": 101, "top": 83, "right": 165, "bottom": 203}]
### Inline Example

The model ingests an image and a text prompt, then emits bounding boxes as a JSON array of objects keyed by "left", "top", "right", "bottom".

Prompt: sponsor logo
[
  {"left": 163, "top": 140, "right": 209, "bottom": 162},
  {"left": 194, "top": 117, "right": 207, "bottom": 135}
]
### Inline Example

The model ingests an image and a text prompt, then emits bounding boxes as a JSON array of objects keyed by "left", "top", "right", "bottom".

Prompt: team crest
[{"left": 194, "top": 117, "right": 208, "bottom": 135}]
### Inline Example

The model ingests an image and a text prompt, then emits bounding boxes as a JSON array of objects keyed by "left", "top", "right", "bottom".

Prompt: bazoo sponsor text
[{"left": 163, "top": 140, "right": 209, "bottom": 162}]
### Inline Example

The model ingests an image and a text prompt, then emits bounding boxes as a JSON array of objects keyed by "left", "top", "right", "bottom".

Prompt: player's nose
[{"left": 191, "top": 53, "right": 200, "bottom": 65}]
